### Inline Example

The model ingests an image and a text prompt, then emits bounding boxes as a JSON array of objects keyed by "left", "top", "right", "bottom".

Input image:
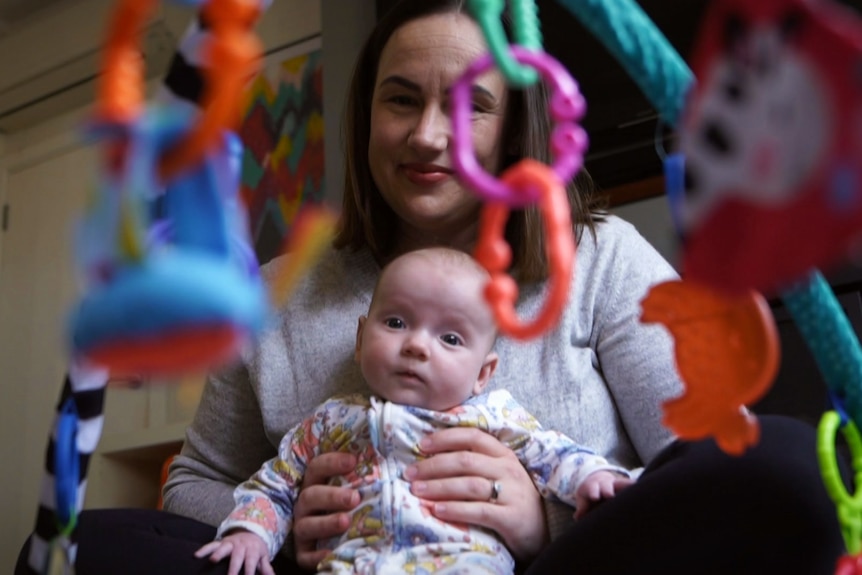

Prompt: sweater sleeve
[
  {"left": 592, "top": 218, "right": 683, "bottom": 465},
  {"left": 485, "top": 391, "right": 630, "bottom": 509},
  {"left": 162, "top": 358, "right": 280, "bottom": 526}
]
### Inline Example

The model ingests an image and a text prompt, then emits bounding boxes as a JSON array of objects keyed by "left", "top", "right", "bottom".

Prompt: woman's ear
[
  {"left": 355, "top": 316, "right": 367, "bottom": 362},
  {"left": 473, "top": 351, "right": 498, "bottom": 395}
]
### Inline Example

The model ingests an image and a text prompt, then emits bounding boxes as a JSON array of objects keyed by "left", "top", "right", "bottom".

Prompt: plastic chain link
[
  {"left": 474, "top": 160, "right": 575, "bottom": 340},
  {"left": 98, "top": 0, "right": 262, "bottom": 181},
  {"left": 468, "top": 0, "right": 543, "bottom": 87},
  {"left": 451, "top": 46, "right": 588, "bottom": 206},
  {"left": 818, "top": 410, "right": 862, "bottom": 555}
]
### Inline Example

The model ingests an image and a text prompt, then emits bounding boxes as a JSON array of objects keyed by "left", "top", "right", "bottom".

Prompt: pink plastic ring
[{"left": 451, "top": 46, "right": 588, "bottom": 207}]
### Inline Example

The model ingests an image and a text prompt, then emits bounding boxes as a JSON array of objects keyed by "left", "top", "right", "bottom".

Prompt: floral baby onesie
[{"left": 216, "top": 390, "right": 629, "bottom": 574}]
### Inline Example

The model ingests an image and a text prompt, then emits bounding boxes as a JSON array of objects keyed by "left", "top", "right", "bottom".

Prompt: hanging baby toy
[
  {"left": 452, "top": 0, "right": 580, "bottom": 341},
  {"left": 648, "top": 0, "right": 862, "bottom": 568},
  {"left": 464, "top": 0, "right": 862, "bottom": 569},
  {"left": 70, "top": 0, "right": 269, "bottom": 375},
  {"left": 23, "top": 1, "right": 274, "bottom": 573},
  {"left": 456, "top": 0, "right": 775, "bottom": 456}
]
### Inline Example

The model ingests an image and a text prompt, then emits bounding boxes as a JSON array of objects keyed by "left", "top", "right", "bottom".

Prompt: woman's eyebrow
[
  {"left": 444, "top": 84, "right": 496, "bottom": 101},
  {"left": 378, "top": 75, "right": 420, "bottom": 92},
  {"left": 464, "top": 85, "right": 496, "bottom": 101},
  {"left": 378, "top": 75, "right": 497, "bottom": 101}
]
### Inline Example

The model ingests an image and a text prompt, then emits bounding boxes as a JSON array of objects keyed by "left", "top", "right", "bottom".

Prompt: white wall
[
  {"left": 0, "top": 1, "right": 380, "bottom": 571},
  {"left": 611, "top": 194, "right": 681, "bottom": 271},
  {"left": 321, "top": 0, "right": 377, "bottom": 207}
]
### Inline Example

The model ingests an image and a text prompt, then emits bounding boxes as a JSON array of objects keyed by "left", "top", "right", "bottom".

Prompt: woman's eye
[
  {"left": 471, "top": 100, "right": 489, "bottom": 113},
  {"left": 388, "top": 95, "right": 416, "bottom": 107},
  {"left": 385, "top": 318, "right": 405, "bottom": 329},
  {"left": 442, "top": 100, "right": 485, "bottom": 115},
  {"left": 441, "top": 334, "right": 463, "bottom": 346}
]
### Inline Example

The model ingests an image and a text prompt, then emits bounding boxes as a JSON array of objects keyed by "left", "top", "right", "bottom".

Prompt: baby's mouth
[{"left": 396, "top": 370, "right": 424, "bottom": 384}]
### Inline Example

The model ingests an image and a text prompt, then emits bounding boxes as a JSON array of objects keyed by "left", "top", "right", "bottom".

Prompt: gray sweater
[{"left": 163, "top": 215, "right": 682, "bottom": 543}]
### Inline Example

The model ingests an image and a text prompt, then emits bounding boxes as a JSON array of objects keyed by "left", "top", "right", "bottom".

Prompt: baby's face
[{"left": 355, "top": 254, "right": 497, "bottom": 411}]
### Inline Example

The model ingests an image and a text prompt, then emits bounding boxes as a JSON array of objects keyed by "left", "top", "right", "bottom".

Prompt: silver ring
[{"left": 489, "top": 479, "right": 502, "bottom": 503}]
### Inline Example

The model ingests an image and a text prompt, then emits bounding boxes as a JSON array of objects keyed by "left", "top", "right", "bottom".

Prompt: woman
[{"left": 16, "top": 0, "right": 844, "bottom": 573}]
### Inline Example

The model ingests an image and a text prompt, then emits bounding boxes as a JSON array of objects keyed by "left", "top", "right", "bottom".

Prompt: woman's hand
[
  {"left": 405, "top": 427, "right": 549, "bottom": 561},
  {"left": 293, "top": 452, "right": 360, "bottom": 570}
]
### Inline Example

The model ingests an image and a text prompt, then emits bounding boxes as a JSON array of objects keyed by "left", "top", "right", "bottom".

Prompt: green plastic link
[
  {"left": 818, "top": 411, "right": 862, "bottom": 554},
  {"left": 510, "top": 0, "right": 542, "bottom": 50},
  {"left": 468, "top": 0, "right": 541, "bottom": 87}
]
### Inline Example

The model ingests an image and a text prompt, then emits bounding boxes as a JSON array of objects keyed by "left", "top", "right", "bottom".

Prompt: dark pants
[{"left": 16, "top": 416, "right": 846, "bottom": 574}]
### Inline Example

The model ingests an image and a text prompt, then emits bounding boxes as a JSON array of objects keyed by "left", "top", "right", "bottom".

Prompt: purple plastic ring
[{"left": 451, "top": 46, "right": 588, "bottom": 206}]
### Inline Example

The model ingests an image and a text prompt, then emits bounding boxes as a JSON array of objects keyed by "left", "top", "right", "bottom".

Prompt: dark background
[
  {"left": 375, "top": 0, "right": 862, "bottom": 191},
  {"left": 374, "top": 0, "right": 862, "bottom": 444},
  {"left": 373, "top": 0, "right": 710, "bottom": 190}
]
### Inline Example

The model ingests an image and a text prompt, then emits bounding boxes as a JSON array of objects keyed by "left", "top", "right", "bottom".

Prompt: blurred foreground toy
[
  {"left": 69, "top": 0, "right": 267, "bottom": 376},
  {"left": 27, "top": 362, "right": 107, "bottom": 575},
  {"left": 669, "top": 0, "right": 862, "bottom": 561},
  {"left": 452, "top": 37, "right": 583, "bottom": 340},
  {"left": 820, "top": 409, "right": 862, "bottom": 573},
  {"left": 30, "top": 1, "right": 269, "bottom": 574},
  {"left": 641, "top": 280, "right": 779, "bottom": 454},
  {"left": 675, "top": 0, "right": 862, "bottom": 297},
  {"left": 269, "top": 205, "right": 338, "bottom": 306},
  {"left": 838, "top": 554, "right": 862, "bottom": 575}
]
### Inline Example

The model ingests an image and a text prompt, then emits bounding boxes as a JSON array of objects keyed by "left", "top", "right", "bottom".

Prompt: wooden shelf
[
  {"left": 87, "top": 442, "right": 183, "bottom": 510},
  {"left": 86, "top": 423, "right": 188, "bottom": 510},
  {"left": 599, "top": 175, "right": 665, "bottom": 207},
  {"left": 98, "top": 421, "right": 190, "bottom": 456},
  {"left": 85, "top": 379, "right": 203, "bottom": 511}
]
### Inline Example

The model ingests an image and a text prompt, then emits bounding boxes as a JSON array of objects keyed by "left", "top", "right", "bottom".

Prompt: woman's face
[{"left": 369, "top": 12, "right": 508, "bottom": 249}]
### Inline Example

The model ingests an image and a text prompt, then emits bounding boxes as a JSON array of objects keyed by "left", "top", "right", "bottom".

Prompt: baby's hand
[
  {"left": 573, "top": 470, "right": 634, "bottom": 520},
  {"left": 195, "top": 530, "right": 275, "bottom": 575}
]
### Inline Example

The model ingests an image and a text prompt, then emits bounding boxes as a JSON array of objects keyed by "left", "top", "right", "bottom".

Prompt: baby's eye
[
  {"left": 385, "top": 318, "right": 405, "bottom": 329},
  {"left": 441, "top": 333, "right": 463, "bottom": 346}
]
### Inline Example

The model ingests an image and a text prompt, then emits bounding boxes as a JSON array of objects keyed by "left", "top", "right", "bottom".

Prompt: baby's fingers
[
  {"left": 573, "top": 497, "right": 593, "bottom": 520},
  {"left": 194, "top": 540, "right": 232, "bottom": 560},
  {"left": 259, "top": 557, "right": 277, "bottom": 575},
  {"left": 613, "top": 477, "right": 635, "bottom": 493},
  {"left": 211, "top": 541, "right": 237, "bottom": 563},
  {"left": 599, "top": 476, "right": 617, "bottom": 499}
]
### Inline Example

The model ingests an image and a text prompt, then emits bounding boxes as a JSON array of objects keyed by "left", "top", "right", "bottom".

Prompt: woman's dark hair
[{"left": 333, "top": 0, "right": 606, "bottom": 282}]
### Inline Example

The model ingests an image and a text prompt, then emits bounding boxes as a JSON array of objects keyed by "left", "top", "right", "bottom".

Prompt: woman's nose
[{"left": 407, "top": 105, "right": 449, "bottom": 152}]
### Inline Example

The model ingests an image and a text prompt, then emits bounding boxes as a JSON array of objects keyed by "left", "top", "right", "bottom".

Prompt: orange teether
[{"left": 641, "top": 280, "right": 780, "bottom": 455}]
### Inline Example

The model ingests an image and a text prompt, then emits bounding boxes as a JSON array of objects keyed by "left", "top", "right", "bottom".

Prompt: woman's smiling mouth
[{"left": 402, "top": 163, "right": 453, "bottom": 185}]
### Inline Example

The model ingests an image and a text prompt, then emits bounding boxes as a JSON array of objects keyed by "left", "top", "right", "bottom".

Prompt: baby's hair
[
  {"left": 369, "top": 248, "right": 499, "bottom": 350},
  {"left": 424, "top": 249, "right": 501, "bottom": 348},
  {"left": 371, "top": 247, "right": 490, "bottom": 305},
  {"left": 406, "top": 247, "right": 490, "bottom": 279}
]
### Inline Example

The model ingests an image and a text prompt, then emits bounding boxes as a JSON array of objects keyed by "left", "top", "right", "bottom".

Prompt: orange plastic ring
[
  {"left": 98, "top": 0, "right": 262, "bottom": 180},
  {"left": 474, "top": 159, "right": 575, "bottom": 340}
]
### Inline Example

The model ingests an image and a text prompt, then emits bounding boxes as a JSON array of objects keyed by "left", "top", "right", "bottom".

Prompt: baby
[{"left": 197, "top": 247, "right": 633, "bottom": 574}]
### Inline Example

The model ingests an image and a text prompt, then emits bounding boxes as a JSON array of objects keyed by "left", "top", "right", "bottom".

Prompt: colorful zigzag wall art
[{"left": 239, "top": 38, "right": 325, "bottom": 266}]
